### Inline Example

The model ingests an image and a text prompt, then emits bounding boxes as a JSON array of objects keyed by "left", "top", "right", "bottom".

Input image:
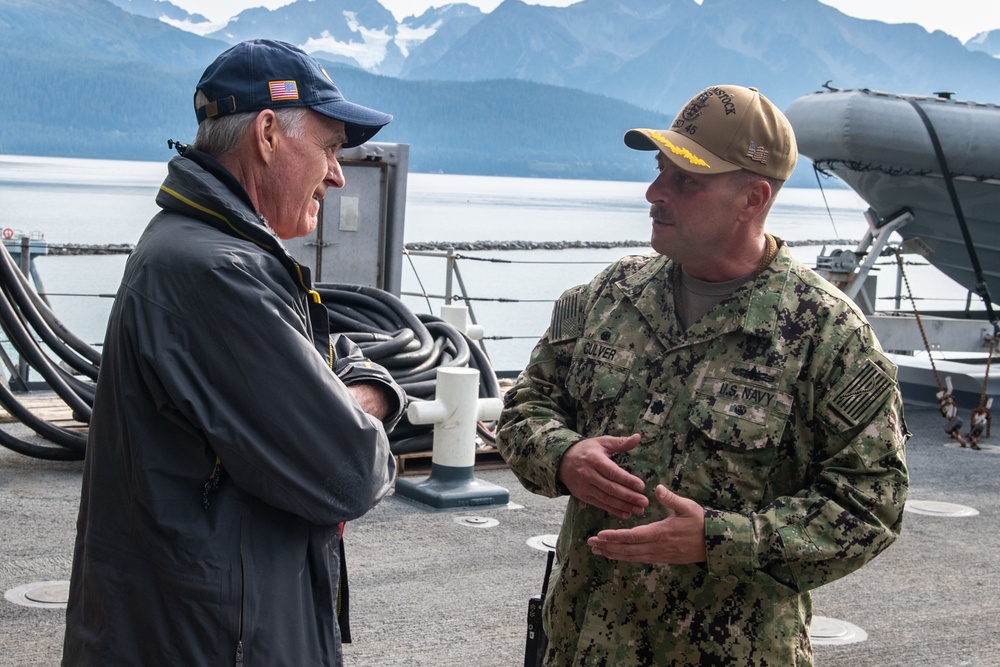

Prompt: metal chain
[
  {"left": 894, "top": 247, "right": 943, "bottom": 391},
  {"left": 896, "top": 248, "right": 994, "bottom": 439},
  {"left": 980, "top": 339, "right": 995, "bottom": 410}
]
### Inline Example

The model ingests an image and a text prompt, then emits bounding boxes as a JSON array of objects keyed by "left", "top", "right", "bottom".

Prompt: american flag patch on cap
[
  {"left": 269, "top": 80, "right": 299, "bottom": 101},
  {"left": 746, "top": 141, "right": 770, "bottom": 165}
]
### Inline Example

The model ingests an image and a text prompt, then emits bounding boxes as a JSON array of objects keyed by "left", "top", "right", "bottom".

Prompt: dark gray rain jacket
[{"left": 62, "top": 148, "right": 404, "bottom": 666}]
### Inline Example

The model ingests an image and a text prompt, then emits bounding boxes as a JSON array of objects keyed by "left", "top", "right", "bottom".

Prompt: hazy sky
[{"left": 171, "top": 0, "right": 998, "bottom": 43}]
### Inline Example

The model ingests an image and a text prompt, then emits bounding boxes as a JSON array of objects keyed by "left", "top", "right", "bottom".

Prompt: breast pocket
[
  {"left": 693, "top": 388, "right": 792, "bottom": 449},
  {"left": 684, "top": 373, "right": 793, "bottom": 510},
  {"left": 565, "top": 337, "right": 634, "bottom": 433},
  {"left": 566, "top": 337, "right": 634, "bottom": 400}
]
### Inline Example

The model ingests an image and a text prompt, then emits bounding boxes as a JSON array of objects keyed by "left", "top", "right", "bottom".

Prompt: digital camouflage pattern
[{"left": 496, "top": 243, "right": 909, "bottom": 666}]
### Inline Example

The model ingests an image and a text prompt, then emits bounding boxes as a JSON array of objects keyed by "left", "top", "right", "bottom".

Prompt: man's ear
[
  {"left": 740, "top": 178, "right": 772, "bottom": 222},
  {"left": 253, "top": 110, "right": 280, "bottom": 165}
]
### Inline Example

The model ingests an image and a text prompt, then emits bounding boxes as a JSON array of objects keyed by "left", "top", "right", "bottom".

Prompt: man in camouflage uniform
[{"left": 496, "top": 84, "right": 909, "bottom": 666}]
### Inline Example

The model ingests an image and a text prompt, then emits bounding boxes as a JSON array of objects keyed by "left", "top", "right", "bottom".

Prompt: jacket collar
[
  {"left": 155, "top": 148, "right": 320, "bottom": 302},
  {"left": 613, "top": 245, "right": 793, "bottom": 352}
]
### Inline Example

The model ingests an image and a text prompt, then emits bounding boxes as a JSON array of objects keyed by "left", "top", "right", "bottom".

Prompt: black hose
[
  {"left": 0, "top": 424, "right": 84, "bottom": 460},
  {"left": 0, "top": 266, "right": 503, "bottom": 461},
  {"left": 23, "top": 273, "right": 103, "bottom": 366},
  {"left": 0, "top": 247, "right": 100, "bottom": 378},
  {"left": 344, "top": 329, "right": 418, "bottom": 360},
  {"left": 0, "top": 377, "right": 86, "bottom": 454},
  {"left": 390, "top": 433, "right": 434, "bottom": 455},
  {"left": 0, "top": 242, "right": 94, "bottom": 458},
  {"left": 0, "top": 282, "right": 92, "bottom": 421},
  {"left": 317, "top": 283, "right": 503, "bottom": 456},
  {"left": 319, "top": 284, "right": 440, "bottom": 370}
]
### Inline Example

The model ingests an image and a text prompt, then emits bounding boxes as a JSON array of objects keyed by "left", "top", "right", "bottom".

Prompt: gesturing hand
[
  {"left": 557, "top": 434, "right": 648, "bottom": 520},
  {"left": 586, "top": 485, "right": 707, "bottom": 564}
]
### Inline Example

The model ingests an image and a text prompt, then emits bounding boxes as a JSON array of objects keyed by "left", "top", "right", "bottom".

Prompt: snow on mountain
[
  {"left": 302, "top": 11, "right": 396, "bottom": 70},
  {"left": 395, "top": 18, "right": 443, "bottom": 58},
  {"left": 966, "top": 29, "right": 1000, "bottom": 58},
  {"left": 123, "top": 0, "right": 485, "bottom": 74},
  {"left": 105, "top": 0, "right": 218, "bottom": 34}
]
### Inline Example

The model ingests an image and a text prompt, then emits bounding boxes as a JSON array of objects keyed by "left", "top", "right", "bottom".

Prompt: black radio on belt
[{"left": 524, "top": 549, "right": 555, "bottom": 667}]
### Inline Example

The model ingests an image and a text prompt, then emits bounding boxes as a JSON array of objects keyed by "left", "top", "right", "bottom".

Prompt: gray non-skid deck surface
[{"left": 1, "top": 404, "right": 998, "bottom": 666}]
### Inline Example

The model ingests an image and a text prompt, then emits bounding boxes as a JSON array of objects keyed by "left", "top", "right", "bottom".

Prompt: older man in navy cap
[{"left": 63, "top": 40, "right": 405, "bottom": 666}]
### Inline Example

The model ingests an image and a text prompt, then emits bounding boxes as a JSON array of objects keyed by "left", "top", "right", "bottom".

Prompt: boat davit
[
  {"left": 785, "top": 87, "right": 1000, "bottom": 308},
  {"left": 786, "top": 88, "right": 999, "bottom": 410}
]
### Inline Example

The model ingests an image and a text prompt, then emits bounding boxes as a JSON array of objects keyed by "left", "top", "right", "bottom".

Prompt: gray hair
[
  {"left": 192, "top": 107, "right": 309, "bottom": 158},
  {"left": 728, "top": 168, "right": 784, "bottom": 199}
]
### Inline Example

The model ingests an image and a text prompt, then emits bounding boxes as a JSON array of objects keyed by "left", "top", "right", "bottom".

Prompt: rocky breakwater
[
  {"left": 403, "top": 240, "right": 651, "bottom": 251},
  {"left": 48, "top": 243, "right": 134, "bottom": 255},
  {"left": 402, "top": 239, "right": 857, "bottom": 251}
]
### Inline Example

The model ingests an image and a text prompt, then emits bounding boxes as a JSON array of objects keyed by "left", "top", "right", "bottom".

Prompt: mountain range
[{"left": 3, "top": 0, "right": 1000, "bottom": 184}]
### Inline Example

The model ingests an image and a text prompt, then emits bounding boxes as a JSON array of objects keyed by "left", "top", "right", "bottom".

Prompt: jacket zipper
[
  {"left": 203, "top": 456, "right": 225, "bottom": 509},
  {"left": 235, "top": 533, "right": 245, "bottom": 667}
]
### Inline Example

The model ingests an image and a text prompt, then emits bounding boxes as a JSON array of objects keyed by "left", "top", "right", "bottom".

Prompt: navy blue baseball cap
[{"left": 194, "top": 39, "right": 392, "bottom": 148}]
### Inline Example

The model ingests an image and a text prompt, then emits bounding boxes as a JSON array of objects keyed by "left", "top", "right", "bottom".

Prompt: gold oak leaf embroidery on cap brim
[{"left": 649, "top": 130, "right": 711, "bottom": 169}]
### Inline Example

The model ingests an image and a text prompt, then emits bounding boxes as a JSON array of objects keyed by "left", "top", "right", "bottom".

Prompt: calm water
[{"left": 0, "top": 154, "right": 968, "bottom": 372}]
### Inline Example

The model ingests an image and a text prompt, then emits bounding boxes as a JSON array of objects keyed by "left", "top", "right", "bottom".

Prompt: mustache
[{"left": 649, "top": 205, "right": 670, "bottom": 221}]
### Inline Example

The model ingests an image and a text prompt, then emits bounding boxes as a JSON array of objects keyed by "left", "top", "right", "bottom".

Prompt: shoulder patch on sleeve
[
  {"left": 550, "top": 287, "right": 586, "bottom": 343},
  {"left": 827, "top": 356, "right": 895, "bottom": 428}
]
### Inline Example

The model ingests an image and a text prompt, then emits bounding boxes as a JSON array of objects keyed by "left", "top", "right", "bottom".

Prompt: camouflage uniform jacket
[{"left": 496, "top": 245, "right": 908, "bottom": 666}]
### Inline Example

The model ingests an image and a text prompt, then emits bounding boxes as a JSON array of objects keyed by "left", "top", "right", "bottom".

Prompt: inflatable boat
[{"left": 785, "top": 88, "right": 1000, "bottom": 307}]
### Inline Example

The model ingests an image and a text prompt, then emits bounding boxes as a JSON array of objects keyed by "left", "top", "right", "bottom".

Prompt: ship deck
[{"left": 1, "top": 403, "right": 998, "bottom": 666}]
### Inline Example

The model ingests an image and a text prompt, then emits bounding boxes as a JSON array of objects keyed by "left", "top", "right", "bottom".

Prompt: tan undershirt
[
  {"left": 677, "top": 269, "right": 756, "bottom": 329},
  {"left": 675, "top": 233, "right": 779, "bottom": 329}
]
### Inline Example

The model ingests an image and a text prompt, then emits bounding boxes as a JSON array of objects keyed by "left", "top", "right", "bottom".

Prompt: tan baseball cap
[{"left": 624, "top": 84, "right": 797, "bottom": 181}]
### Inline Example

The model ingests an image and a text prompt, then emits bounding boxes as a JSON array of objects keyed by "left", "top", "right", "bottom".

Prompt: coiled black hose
[
  {"left": 0, "top": 245, "right": 101, "bottom": 379},
  {"left": 0, "top": 250, "right": 502, "bottom": 461},
  {"left": 317, "top": 283, "right": 502, "bottom": 455},
  {"left": 0, "top": 240, "right": 97, "bottom": 459}
]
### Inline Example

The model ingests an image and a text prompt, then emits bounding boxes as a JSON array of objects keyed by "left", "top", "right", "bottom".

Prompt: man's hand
[
  {"left": 586, "top": 485, "right": 707, "bottom": 564},
  {"left": 348, "top": 382, "right": 392, "bottom": 421},
  {"left": 557, "top": 434, "right": 648, "bottom": 520}
]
